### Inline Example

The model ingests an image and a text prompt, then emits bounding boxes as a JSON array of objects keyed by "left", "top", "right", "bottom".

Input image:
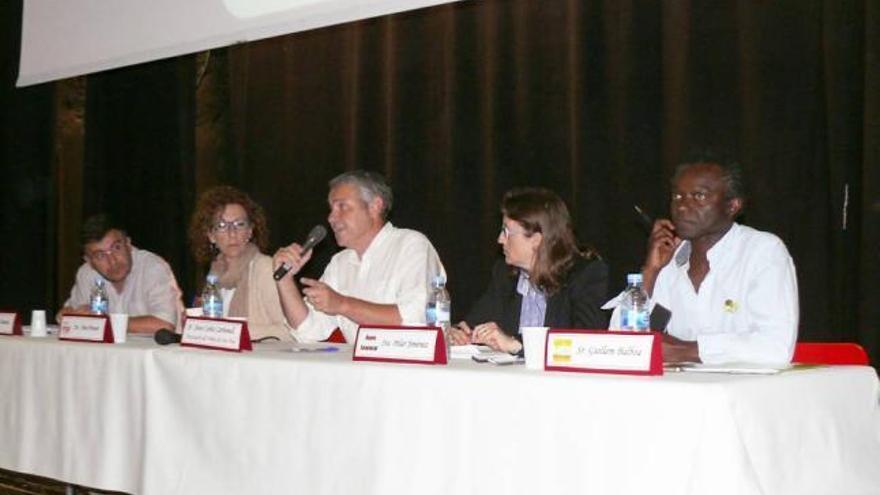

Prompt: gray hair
[{"left": 329, "top": 170, "right": 394, "bottom": 219}]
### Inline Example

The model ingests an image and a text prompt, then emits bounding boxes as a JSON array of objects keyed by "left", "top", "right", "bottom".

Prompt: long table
[{"left": 1, "top": 335, "right": 879, "bottom": 495}]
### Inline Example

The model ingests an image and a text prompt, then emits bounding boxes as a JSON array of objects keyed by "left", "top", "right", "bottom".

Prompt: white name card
[
  {"left": 544, "top": 329, "right": 662, "bottom": 375},
  {"left": 59, "top": 315, "right": 112, "bottom": 343},
  {"left": 0, "top": 312, "right": 22, "bottom": 336},
  {"left": 181, "top": 316, "right": 252, "bottom": 352},
  {"left": 353, "top": 325, "right": 447, "bottom": 365}
]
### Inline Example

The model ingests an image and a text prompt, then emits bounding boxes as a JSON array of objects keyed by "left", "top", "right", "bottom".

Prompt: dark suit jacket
[{"left": 464, "top": 256, "right": 609, "bottom": 339}]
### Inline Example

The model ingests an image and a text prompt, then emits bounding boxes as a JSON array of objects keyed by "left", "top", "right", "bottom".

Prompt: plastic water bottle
[
  {"left": 620, "top": 273, "right": 650, "bottom": 332},
  {"left": 426, "top": 275, "right": 452, "bottom": 355},
  {"left": 89, "top": 277, "right": 108, "bottom": 315},
  {"left": 426, "top": 275, "right": 451, "bottom": 331},
  {"left": 202, "top": 274, "right": 223, "bottom": 318}
]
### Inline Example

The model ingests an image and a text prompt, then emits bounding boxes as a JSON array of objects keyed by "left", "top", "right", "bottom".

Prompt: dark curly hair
[{"left": 188, "top": 186, "right": 270, "bottom": 264}]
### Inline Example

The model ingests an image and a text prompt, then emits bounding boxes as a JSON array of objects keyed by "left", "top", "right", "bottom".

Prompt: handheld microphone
[
  {"left": 154, "top": 328, "right": 182, "bottom": 345},
  {"left": 273, "top": 225, "right": 328, "bottom": 281}
]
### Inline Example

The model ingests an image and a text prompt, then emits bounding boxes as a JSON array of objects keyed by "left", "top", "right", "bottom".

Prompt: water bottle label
[
  {"left": 90, "top": 299, "right": 108, "bottom": 315},
  {"left": 621, "top": 310, "right": 649, "bottom": 331},
  {"left": 435, "top": 304, "right": 450, "bottom": 324},
  {"left": 204, "top": 298, "right": 223, "bottom": 318},
  {"left": 425, "top": 305, "right": 437, "bottom": 326}
]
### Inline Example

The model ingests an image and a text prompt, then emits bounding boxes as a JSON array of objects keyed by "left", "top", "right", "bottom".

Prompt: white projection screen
[{"left": 18, "top": 0, "right": 462, "bottom": 87}]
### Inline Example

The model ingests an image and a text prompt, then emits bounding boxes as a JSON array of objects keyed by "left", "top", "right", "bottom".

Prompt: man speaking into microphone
[{"left": 273, "top": 170, "right": 446, "bottom": 343}]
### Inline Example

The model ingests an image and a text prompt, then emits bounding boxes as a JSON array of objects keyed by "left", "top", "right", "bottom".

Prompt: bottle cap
[
  {"left": 94, "top": 276, "right": 105, "bottom": 286},
  {"left": 206, "top": 274, "right": 219, "bottom": 284},
  {"left": 626, "top": 273, "right": 643, "bottom": 285},
  {"left": 432, "top": 274, "right": 446, "bottom": 288}
]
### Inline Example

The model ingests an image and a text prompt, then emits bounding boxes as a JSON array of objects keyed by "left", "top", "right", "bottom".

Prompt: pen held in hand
[{"left": 633, "top": 204, "right": 654, "bottom": 232}]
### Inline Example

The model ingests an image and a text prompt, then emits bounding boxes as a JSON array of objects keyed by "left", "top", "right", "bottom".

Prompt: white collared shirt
[
  {"left": 608, "top": 223, "right": 799, "bottom": 364},
  {"left": 65, "top": 247, "right": 184, "bottom": 326},
  {"left": 291, "top": 222, "right": 446, "bottom": 343}
]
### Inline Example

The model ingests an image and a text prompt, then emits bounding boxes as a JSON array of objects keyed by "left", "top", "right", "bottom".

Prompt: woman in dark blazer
[{"left": 449, "top": 187, "right": 608, "bottom": 353}]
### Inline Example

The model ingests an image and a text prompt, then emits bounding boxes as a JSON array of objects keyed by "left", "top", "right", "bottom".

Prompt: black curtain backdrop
[
  {"left": 84, "top": 58, "right": 197, "bottom": 299},
  {"left": 1, "top": 0, "right": 877, "bottom": 365},
  {"left": 0, "top": 1, "right": 55, "bottom": 310}
]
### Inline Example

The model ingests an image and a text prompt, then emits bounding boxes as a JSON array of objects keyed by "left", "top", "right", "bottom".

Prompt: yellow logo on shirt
[{"left": 723, "top": 299, "right": 739, "bottom": 313}]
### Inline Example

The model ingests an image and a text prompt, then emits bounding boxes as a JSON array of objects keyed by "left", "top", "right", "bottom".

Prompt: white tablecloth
[{"left": 1, "top": 336, "right": 879, "bottom": 495}]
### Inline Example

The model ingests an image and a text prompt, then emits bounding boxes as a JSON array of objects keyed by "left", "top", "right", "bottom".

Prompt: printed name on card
[
  {"left": 0, "top": 311, "right": 22, "bottom": 336},
  {"left": 353, "top": 325, "right": 447, "bottom": 365},
  {"left": 59, "top": 314, "right": 112, "bottom": 343},
  {"left": 544, "top": 329, "right": 663, "bottom": 376},
  {"left": 181, "top": 316, "right": 252, "bottom": 352}
]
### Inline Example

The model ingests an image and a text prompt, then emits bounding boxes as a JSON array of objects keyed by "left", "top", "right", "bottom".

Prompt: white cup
[
  {"left": 521, "top": 326, "right": 549, "bottom": 370},
  {"left": 110, "top": 313, "right": 129, "bottom": 343},
  {"left": 30, "top": 310, "right": 47, "bottom": 337}
]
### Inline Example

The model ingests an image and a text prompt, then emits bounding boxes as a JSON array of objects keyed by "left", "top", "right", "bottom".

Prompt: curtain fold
[{"left": 83, "top": 57, "right": 197, "bottom": 298}]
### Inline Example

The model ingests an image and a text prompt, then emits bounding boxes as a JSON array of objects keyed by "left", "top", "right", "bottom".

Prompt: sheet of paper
[
  {"left": 669, "top": 362, "right": 792, "bottom": 375},
  {"left": 450, "top": 344, "right": 491, "bottom": 360}
]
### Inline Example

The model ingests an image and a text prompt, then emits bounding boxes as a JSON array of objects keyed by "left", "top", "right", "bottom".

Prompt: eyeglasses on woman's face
[
  {"left": 212, "top": 219, "right": 251, "bottom": 234},
  {"left": 499, "top": 223, "right": 528, "bottom": 239}
]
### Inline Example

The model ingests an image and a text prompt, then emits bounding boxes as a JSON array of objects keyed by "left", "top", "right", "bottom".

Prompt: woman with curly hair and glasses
[
  {"left": 188, "top": 186, "right": 292, "bottom": 342},
  {"left": 448, "top": 187, "right": 609, "bottom": 354}
]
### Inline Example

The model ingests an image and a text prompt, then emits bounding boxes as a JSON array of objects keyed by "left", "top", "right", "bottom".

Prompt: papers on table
[
  {"left": 665, "top": 362, "right": 793, "bottom": 374},
  {"left": 451, "top": 344, "right": 525, "bottom": 365},
  {"left": 23, "top": 325, "right": 59, "bottom": 336},
  {"left": 450, "top": 344, "right": 488, "bottom": 359}
]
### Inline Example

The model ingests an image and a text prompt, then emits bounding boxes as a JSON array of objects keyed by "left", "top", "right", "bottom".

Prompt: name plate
[
  {"left": 59, "top": 314, "right": 112, "bottom": 343},
  {"left": 544, "top": 329, "right": 662, "bottom": 375},
  {"left": 181, "top": 316, "right": 252, "bottom": 352},
  {"left": 353, "top": 325, "right": 447, "bottom": 365},
  {"left": 0, "top": 311, "right": 22, "bottom": 336}
]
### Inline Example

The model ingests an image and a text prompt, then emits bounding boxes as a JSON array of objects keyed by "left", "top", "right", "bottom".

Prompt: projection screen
[{"left": 18, "top": 0, "right": 462, "bottom": 87}]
